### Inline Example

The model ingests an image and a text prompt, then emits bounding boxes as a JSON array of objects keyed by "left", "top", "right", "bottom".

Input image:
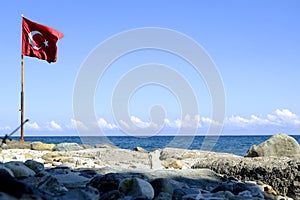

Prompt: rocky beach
[{"left": 0, "top": 133, "right": 299, "bottom": 200}]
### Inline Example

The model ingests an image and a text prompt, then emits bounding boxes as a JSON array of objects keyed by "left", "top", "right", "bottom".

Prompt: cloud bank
[{"left": 3, "top": 109, "right": 298, "bottom": 135}]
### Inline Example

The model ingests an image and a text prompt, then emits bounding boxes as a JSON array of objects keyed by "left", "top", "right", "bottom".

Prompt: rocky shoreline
[{"left": 0, "top": 134, "right": 299, "bottom": 200}]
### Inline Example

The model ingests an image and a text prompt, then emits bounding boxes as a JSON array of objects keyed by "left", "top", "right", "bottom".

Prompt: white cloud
[
  {"left": 119, "top": 120, "right": 130, "bottom": 129},
  {"left": 163, "top": 114, "right": 201, "bottom": 128},
  {"left": 70, "top": 119, "right": 88, "bottom": 130},
  {"left": 46, "top": 120, "right": 62, "bottom": 131},
  {"left": 26, "top": 122, "right": 40, "bottom": 130},
  {"left": 225, "top": 109, "right": 300, "bottom": 128},
  {"left": 130, "top": 116, "right": 151, "bottom": 128},
  {"left": 97, "top": 118, "right": 118, "bottom": 129}
]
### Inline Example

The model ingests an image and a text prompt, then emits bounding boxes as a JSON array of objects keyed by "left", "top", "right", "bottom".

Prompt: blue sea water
[{"left": 10, "top": 135, "right": 300, "bottom": 156}]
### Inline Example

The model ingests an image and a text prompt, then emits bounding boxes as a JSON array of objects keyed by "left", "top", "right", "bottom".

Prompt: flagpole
[
  {"left": 20, "top": 54, "right": 25, "bottom": 142},
  {"left": 20, "top": 14, "right": 25, "bottom": 142}
]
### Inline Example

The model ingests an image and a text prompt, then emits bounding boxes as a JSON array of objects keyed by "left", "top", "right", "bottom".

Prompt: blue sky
[{"left": 0, "top": 1, "right": 300, "bottom": 136}]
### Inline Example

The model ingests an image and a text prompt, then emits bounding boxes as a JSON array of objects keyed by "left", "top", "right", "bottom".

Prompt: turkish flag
[{"left": 22, "top": 17, "right": 64, "bottom": 63}]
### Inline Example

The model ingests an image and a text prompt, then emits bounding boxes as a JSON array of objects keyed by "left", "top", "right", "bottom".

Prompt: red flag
[{"left": 22, "top": 17, "right": 64, "bottom": 63}]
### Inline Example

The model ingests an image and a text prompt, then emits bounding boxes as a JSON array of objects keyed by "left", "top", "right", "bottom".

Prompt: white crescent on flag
[{"left": 28, "top": 31, "right": 44, "bottom": 50}]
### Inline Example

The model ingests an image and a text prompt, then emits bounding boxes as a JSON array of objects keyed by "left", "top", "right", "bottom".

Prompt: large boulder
[
  {"left": 31, "top": 142, "right": 55, "bottom": 151},
  {"left": 53, "top": 143, "right": 84, "bottom": 152},
  {"left": 2, "top": 140, "right": 31, "bottom": 149},
  {"left": 4, "top": 161, "right": 35, "bottom": 178},
  {"left": 246, "top": 133, "right": 300, "bottom": 157}
]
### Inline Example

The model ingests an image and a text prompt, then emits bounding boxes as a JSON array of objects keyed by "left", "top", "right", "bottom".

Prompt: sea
[{"left": 10, "top": 135, "right": 300, "bottom": 156}]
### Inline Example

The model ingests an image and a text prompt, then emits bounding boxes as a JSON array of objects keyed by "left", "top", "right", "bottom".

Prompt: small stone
[
  {"left": 56, "top": 186, "right": 99, "bottom": 200},
  {"left": 262, "top": 184, "right": 277, "bottom": 196},
  {"left": 0, "top": 164, "right": 14, "bottom": 177},
  {"left": 133, "top": 146, "right": 148, "bottom": 153},
  {"left": 81, "top": 144, "right": 93, "bottom": 149},
  {"left": 172, "top": 188, "right": 199, "bottom": 200},
  {"left": 94, "top": 143, "right": 118, "bottom": 149},
  {"left": 161, "top": 158, "right": 183, "bottom": 169},
  {"left": 250, "top": 186, "right": 264, "bottom": 199},
  {"left": 150, "top": 178, "right": 173, "bottom": 197},
  {"left": 53, "top": 172, "right": 90, "bottom": 188},
  {"left": 119, "top": 178, "right": 154, "bottom": 200},
  {"left": 154, "top": 192, "right": 172, "bottom": 200},
  {"left": 37, "top": 174, "right": 68, "bottom": 195},
  {"left": 24, "top": 160, "right": 44, "bottom": 173},
  {"left": 100, "top": 190, "right": 125, "bottom": 200},
  {"left": 24, "top": 153, "right": 33, "bottom": 159}
]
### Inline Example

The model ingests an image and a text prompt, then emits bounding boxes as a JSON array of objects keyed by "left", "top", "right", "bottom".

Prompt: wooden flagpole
[
  {"left": 20, "top": 14, "right": 25, "bottom": 142},
  {"left": 20, "top": 54, "right": 25, "bottom": 142}
]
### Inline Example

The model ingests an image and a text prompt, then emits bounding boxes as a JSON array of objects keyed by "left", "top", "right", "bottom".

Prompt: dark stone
[
  {"left": 0, "top": 173, "right": 36, "bottom": 198},
  {"left": 87, "top": 174, "right": 118, "bottom": 193},
  {"left": 172, "top": 188, "right": 198, "bottom": 200},
  {"left": 45, "top": 166, "right": 71, "bottom": 175},
  {"left": 55, "top": 186, "right": 99, "bottom": 200},
  {"left": 25, "top": 160, "right": 44, "bottom": 173},
  {"left": 154, "top": 192, "right": 172, "bottom": 200},
  {"left": 100, "top": 190, "right": 124, "bottom": 200},
  {"left": 150, "top": 178, "right": 173, "bottom": 197},
  {"left": 211, "top": 182, "right": 250, "bottom": 195},
  {"left": 87, "top": 173, "right": 148, "bottom": 193},
  {"left": 78, "top": 169, "right": 99, "bottom": 178},
  {"left": 118, "top": 178, "right": 154, "bottom": 200}
]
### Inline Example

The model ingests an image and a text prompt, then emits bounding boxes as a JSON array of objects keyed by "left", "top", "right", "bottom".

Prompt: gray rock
[
  {"left": 94, "top": 143, "right": 118, "bottom": 149},
  {"left": 119, "top": 178, "right": 154, "bottom": 200},
  {"left": 172, "top": 188, "right": 199, "bottom": 200},
  {"left": 154, "top": 192, "right": 172, "bottom": 200},
  {"left": 78, "top": 169, "right": 99, "bottom": 178},
  {"left": 0, "top": 173, "right": 37, "bottom": 198},
  {"left": 4, "top": 140, "right": 31, "bottom": 149},
  {"left": 246, "top": 133, "right": 300, "bottom": 157},
  {"left": 0, "top": 164, "right": 14, "bottom": 177},
  {"left": 37, "top": 174, "right": 68, "bottom": 196},
  {"left": 81, "top": 144, "right": 94, "bottom": 149},
  {"left": 0, "top": 192, "right": 18, "bottom": 200},
  {"left": 250, "top": 185, "right": 265, "bottom": 198},
  {"left": 100, "top": 190, "right": 125, "bottom": 200},
  {"left": 88, "top": 173, "right": 148, "bottom": 193},
  {"left": 54, "top": 186, "right": 99, "bottom": 200},
  {"left": 53, "top": 172, "right": 90, "bottom": 188},
  {"left": 4, "top": 161, "right": 35, "bottom": 178},
  {"left": 211, "top": 182, "right": 250, "bottom": 195},
  {"left": 133, "top": 146, "right": 148, "bottom": 153},
  {"left": 192, "top": 156, "right": 300, "bottom": 198},
  {"left": 45, "top": 166, "right": 72, "bottom": 175},
  {"left": 87, "top": 174, "right": 120, "bottom": 193},
  {"left": 53, "top": 143, "right": 84, "bottom": 151},
  {"left": 149, "top": 149, "right": 163, "bottom": 169},
  {"left": 25, "top": 160, "right": 44, "bottom": 173},
  {"left": 150, "top": 178, "right": 173, "bottom": 197}
]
